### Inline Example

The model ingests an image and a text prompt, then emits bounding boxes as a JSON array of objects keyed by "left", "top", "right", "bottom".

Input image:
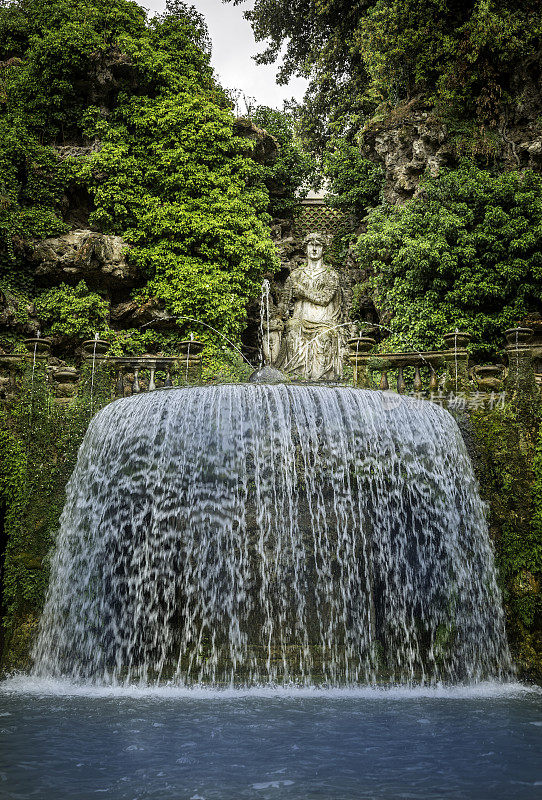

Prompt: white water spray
[
  {"left": 259, "top": 279, "right": 271, "bottom": 366},
  {"left": 32, "top": 385, "right": 511, "bottom": 686}
]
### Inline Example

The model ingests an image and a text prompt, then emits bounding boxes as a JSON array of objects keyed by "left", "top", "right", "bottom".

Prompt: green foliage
[
  {"left": 471, "top": 406, "right": 542, "bottom": 678},
  {"left": 325, "top": 140, "right": 384, "bottom": 216},
  {"left": 355, "top": 165, "right": 542, "bottom": 356},
  {"left": 0, "top": 0, "right": 276, "bottom": 345},
  {"left": 233, "top": 0, "right": 542, "bottom": 151},
  {"left": 250, "top": 106, "right": 319, "bottom": 217},
  {"left": 75, "top": 56, "right": 277, "bottom": 341},
  {"left": 228, "top": 0, "right": 373, "bottom": 153},
  {"left": 200, "top": 344, "right": 253, "bottom": 384},
  {"left": 104, "top": 328, "right": 185, "bottom": 357},
  {"left": 35, "top": 281, "right": 108, "bottom": 339},
  {"left": 0, "top": 116, "right": 69, "bottom": 287},
  {"left": 0, "top": 358, "right": 117, "bottom": 668}
]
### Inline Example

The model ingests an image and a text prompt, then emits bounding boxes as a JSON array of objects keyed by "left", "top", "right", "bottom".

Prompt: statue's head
[{"left": 304, "top": 232, "right": 327, "bottom": 261}]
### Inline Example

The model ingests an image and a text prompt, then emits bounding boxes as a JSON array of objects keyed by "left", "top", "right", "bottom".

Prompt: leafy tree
[
  {"left": 250, "top": 105, "right": 319, "bottom": 217},
  {"left": 355, "top": 165, "right": 542, "bottom": 357},
  {"left": 325, "top": 140, "right": 383, "bottom": 216},
  {"left": 229, "top": 0, "right": 542, "bottom": 152},
  {"left": 0, "top": 0, "right": 277, "bottom": 344},
  {"left": 228, "top": 0, "right": 372, "bottom": 154}
]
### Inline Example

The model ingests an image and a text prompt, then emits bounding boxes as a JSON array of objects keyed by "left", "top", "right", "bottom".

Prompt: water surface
[{"left": 1, "top": 680, "right": 540, "bottom": 800}]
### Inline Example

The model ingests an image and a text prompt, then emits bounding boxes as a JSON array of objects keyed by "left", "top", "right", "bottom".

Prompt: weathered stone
[
  {"left": 110, "top": 298, "right": 178, "bottom": 329},
  {"left": 362, "top": 100, "right": 454, "bottom": 203},
  {"left": 52, "top": 140, "right": 101, "bottom": 160},
  {"left": 270, "top": 232, "right": 346, "bottom": 381},
  {"left": 360, "top": 53, "right": 542, "bottom": 203},
  {"left": 472, "top": 365, "right": 506, "bottom": 393},
  {"left": 233, "top": 117, "right": 279, "bottom": 165},
  {"left": 52, "top": 367, "right": 79, "bottom": 398},
  {"left": 242, "top": 221, "right": 366, "bottom": 362},
  {"left": 87, "top": 46, "right": 137, "bottom": 110},
  {"left": 31, "top": 229, "right": 139, "bottom": 290}
]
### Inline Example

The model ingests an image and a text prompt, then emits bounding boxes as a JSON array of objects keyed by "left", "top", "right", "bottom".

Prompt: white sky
[{"left": 141, "top": 0, "right": 308, "bottom": 109}]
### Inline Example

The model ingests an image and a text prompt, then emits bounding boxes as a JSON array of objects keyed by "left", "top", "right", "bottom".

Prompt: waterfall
[{"left": 32, "top": 385, "right": 511, "bottom": 686}]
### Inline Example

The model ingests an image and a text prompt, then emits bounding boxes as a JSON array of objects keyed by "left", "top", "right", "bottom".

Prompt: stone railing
[
  {"left": 0, "top": 338, "right": 205, "bottom": 404},
  {"left": 1, "top": 328, "right": 541, "bottom": 409},
  {"left": 107, "top": 356, "right": 191, "bottom": 397},
  {"left": 348, "top": 327, "right": 539, "bottom": 402},
  {"left": 0, "top": 354, "right": 25, "bottom": 399},
  {"left": 349, "top": 331, "right": 472, "bottom": 393},
  {"left": 81, "top": 339, "right": 205, "bottom": 400}
]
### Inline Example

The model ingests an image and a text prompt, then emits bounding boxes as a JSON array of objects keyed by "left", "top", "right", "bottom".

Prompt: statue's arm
[{"left": 294, "top": 278, "right": 338, "bottom": 306}]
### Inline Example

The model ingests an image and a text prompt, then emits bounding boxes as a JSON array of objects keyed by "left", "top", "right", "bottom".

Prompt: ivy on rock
[{"left": 0, "top": 0, "right": 277, "bottom": 344}]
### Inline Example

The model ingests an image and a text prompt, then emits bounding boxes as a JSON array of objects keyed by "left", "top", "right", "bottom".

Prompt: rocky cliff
[{"left": 361, "top": 53, "right": 542, "bottom": 204}]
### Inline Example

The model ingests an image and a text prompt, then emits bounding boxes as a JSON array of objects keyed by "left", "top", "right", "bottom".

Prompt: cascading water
[{"left": 32, "top": 385, "right": 512, "bottom": 686}]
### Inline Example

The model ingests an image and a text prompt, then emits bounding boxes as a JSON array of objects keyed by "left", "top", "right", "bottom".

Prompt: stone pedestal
[
  {"left": 52, "top": 368, "right": 79, "bottom": 404},
  {"left": 442, "top": 332, "right": 472, "bottom": 394}
]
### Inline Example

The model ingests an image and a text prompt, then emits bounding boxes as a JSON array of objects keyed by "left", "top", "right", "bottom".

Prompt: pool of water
[{"left": 0, "top": 679, "right": 541, "bottom": 800}]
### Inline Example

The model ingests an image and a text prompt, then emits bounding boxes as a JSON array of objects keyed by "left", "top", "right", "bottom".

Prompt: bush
[
  {"left": 325, "top": 140, "right": 384, "bottom": 216},
  {"left": 35, "top": 281, "right": 108, "bottom": 339},
  {"left": 356, "top": 165, "right": 542, "bottom": 356}
]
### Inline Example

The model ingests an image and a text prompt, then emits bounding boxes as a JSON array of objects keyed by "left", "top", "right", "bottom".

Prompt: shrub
[{"left": 356, "top": 165, "right": 542, "bottom": 356}]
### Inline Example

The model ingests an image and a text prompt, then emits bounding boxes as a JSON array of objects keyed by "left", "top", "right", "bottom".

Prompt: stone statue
[{"left": 269, "top": 232, "right": 345, "bottom": 381}]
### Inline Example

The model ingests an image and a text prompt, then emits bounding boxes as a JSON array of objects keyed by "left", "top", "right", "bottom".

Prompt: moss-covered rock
[{"left": 469, "top": 404, "right": 542, "bottom": 682}]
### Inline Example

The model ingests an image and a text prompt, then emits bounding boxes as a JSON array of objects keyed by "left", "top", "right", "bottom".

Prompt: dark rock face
[
  {"left": 30, "top": 230, "right": 140, "bottom": 290},
  {"left": 84, "top": 46, "right": 139, "bottom": 115},
  {"left": 233, "top": 117, "right": 279, "bottom": 165},
  {"left": 110, "top": 298, "right": 178, "bottom": 330},
  {"left": 508, "top": 52, "right": 542, "bottom": 170}
]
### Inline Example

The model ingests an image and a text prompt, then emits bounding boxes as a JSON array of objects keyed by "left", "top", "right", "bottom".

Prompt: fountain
[
  {"left": 81, "top": 334, "right": 110, "bottom": 412},
  {"left": 32, "top": 384, "right": 511, "bottom": 686}
]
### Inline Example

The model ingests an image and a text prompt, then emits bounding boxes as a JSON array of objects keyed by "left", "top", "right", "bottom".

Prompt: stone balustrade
[
  {"left": 108, "top": 357, "right": 185, "bottom": 398},
  {"left": 348, "top": 331, "right": 472, "bottom": 394},
  {"left": 348, "top": 327, "right": 540, "bottom": 401},
  {"left": 0, "top": 338, "right": 205, "bottom": 405},
  {"left": 1, "top": 328, "right": 541, "bottom": 408}
]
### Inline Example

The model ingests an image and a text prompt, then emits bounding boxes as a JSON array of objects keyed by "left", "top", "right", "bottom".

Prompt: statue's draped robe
[{"left": 276, "top": 263, "right": 343, "bottom": 380}]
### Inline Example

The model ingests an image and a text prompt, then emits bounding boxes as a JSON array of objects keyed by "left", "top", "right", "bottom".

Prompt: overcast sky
[{"left": 142, "top": 0, "right": 308, "bottom": 109}]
